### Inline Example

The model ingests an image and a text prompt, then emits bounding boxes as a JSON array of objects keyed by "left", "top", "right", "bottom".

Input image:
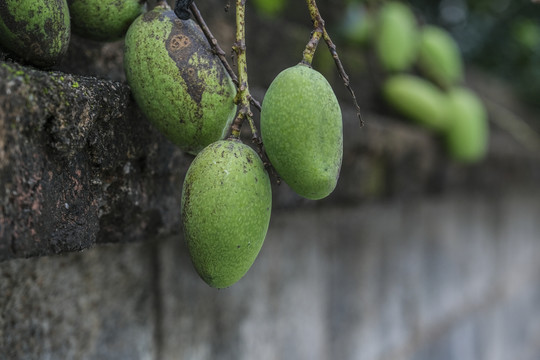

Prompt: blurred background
[
  {"left": 1, "top": 0, "right": 540, "bottom": 359},
  {"left": 252, "top": 0, "right": 540, "bottom": 107}
]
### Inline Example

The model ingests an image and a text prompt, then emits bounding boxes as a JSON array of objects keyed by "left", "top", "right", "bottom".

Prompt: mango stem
[
  {"left": 230, "top": 0, "right": 250, "bottom": 139},
  {"left": 190, "top": 3, "right": 239, "bottom": 87},
  {"left": 303, "top": 0, "right": 364, "bottom": 125},
  {"left": 301, "top": 0, "right": 324, "bottom": 66}
]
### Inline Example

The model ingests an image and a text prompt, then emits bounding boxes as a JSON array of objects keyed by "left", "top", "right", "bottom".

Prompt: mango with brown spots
[{"left": 124, "top": 4, "right": 237, "bottom": 154}]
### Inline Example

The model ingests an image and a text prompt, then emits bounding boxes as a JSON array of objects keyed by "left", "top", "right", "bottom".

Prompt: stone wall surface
[
  {"left": 1, "top": 1, "right": 540, "bottom": 359},
  {"left": 1, "top": 192, "right": 540, "bottom": 360}
]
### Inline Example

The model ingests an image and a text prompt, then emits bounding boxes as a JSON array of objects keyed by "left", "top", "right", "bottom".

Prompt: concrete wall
[{"left": 2, "top": 190, "right": 540, "bottom": 360}]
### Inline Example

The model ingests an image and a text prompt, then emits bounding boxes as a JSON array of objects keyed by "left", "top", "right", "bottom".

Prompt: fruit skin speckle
[
  {"left": 0, "top": 0, "right": 71, "bottom": 68},
  {"left": 67, "top": 0, "right": 145, "bottom": 42},
  {"left": 260, "top": 64, "right": 343, "bottom": 200},
  {"left": 123, "top": 5, "right": 237, "bottom": 155},
  {"left": 181, "top": 140, "right": 272, "bottom": 288}
]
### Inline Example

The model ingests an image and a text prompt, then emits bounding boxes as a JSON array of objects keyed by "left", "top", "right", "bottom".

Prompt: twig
[
  {"left": 322, "top": 28, "right": 363, "bottom": 126},
  {"left": 304, "top": 0, "right": 364, "bottom": 125},
  {"left": 189, "top": 2, "right": 239, "bottom": 87},
  {"left": 301, "top": 2, "right": 324, "bottom": 66},
  {"left": 229, "top": 0, "right": 249, "bottom": 139},
  {"left": 229, "top": 1, "right": 262, "bottom": 149},
  {"left": 187, "top": 1, "right": 268, "bottom": 160},
  {"left": 190, "top": 2, "right": 262, "bottom": 111},
  {"left": 228, "top": 0, "right": 276, "bottom": 180},
  {"left": 247, "top": 94, "right": 262, "bottom": 112}
]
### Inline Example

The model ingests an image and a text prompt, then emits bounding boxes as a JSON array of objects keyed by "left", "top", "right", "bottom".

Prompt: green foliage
[
  {"left": 181, "top": 140, "right": 272, "bottom": 288},
  {"left": 261, "top": 64, "right": 343, "bottom": 200}
]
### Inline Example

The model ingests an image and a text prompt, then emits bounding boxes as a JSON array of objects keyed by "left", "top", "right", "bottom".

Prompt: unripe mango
[
  {"left": 68, "top": 0, "right": 145, "bottom": 41},
  {"left": 181, "top": 140, "right": 272, "bottom": 288},
  {"left": 260, "top": 64, "right": 343, "bottom": 200},
  {"left": 383, "top": 74, "right": 449, "bottom": 132},
  {"left": 445, "top": 88, "right": 489, "bottom": 163},
  {"left": 374, "top": 1, "right": 419, "bottom": 72},
  {"left": 0, "top": 0, "right": 70, "bottom": 67},
  {"left": 124, "top": 5, "right": 237, "bottom": 154},
  {"left": 418, "top": 25, "right": 463, "bottom": 88}
]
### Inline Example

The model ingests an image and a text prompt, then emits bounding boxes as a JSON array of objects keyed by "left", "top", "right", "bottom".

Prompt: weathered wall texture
[
  {"left": 2, "top": 56, "right": 535, "bottom": 262},
  {"left": 2, "top": 1, "right": 540, "bottom": 359},
  {"left": 1, "top": 192, "right": 540, "bottom": 360},
  {"left": 0, "top": 60, "right": 189, "bottom": 260}
]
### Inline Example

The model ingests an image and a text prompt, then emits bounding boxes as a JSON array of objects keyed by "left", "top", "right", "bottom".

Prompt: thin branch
[
  {"left": 229, "top": 0, "right": 249, "bottom": 139},
  {"left": 322, "top": 28, "right": 363, "bottom": 126},
  {"left": 304, "top": 0, "right": 364, "bottom": 125},
  {"left": 189, "top": 2, "right": 238, "bottom": 87},
  {"left": 190, "top": 2, "right": 263, "bottom": 112},
  {"left": 227, "top": 0, "right": 276, "bottom": 180},
  {"left": 301, "top": 5, "right": 324, "bottom": 66}
]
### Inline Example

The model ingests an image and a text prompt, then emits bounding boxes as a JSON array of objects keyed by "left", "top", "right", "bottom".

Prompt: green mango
[
  {"left": 67, "top": 0, "right": 145, "bottom": 42},
  {"left": 445, "top": 88, "right": 489, "bottom": 163},
  {"left": 181, "top": 140, "right": 272, "bottom": 288},
  {"left": 124, "top": 5, "right": 237, "bottom": 155},
  {"left": 260, "top": 64, "right": 343, "bottom": 200},
  {"left": 418, "top": 25, "right": 463, "bottom": 88},
  {"left": 0, "top": 0, "right": 70, "bottom": 67},
  {"left": 374, "top": 1, "right": 419, "bottom": 72},
  {"left": 383, "top": 74, "right": 449, "bottom": 132}
]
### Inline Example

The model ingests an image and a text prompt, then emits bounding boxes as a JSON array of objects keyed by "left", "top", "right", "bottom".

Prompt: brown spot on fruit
[
  {"left": 124, "top": 7, "right": 236, "bottom": 154},
  {"left": 169, "top": 34, "right": 191, "bottom": 51}
]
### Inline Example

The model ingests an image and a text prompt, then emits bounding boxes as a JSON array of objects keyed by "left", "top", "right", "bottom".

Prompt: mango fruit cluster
[
  {"left": 178, "top": 63, "right": 342, "bottom": 288},
  {"left": 1, "top": 1, "right": 343, "bottom": 288},
  {"left": 341, "top": 1, "right": 489, "bottom": 163},
  {"left": 122, "top": 4, "right": 342, "bottom": 287},
  {"left": 121, "top": 4, "right": 264, "bottom": 288}
]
